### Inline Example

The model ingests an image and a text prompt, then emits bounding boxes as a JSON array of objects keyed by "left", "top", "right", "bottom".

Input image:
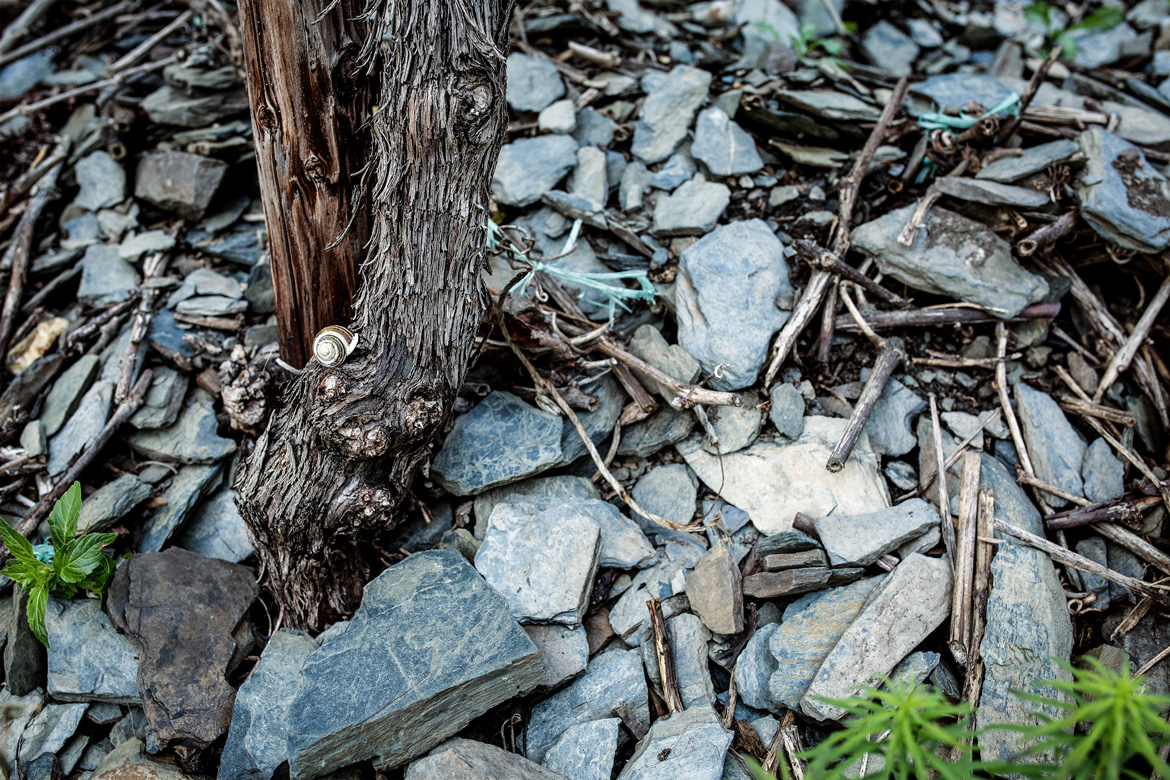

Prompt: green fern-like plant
[
  {"left": 1005, "top": 656, "right": 1170, "bottom": 780},
  {"left": 0, "top": 482, "right": 118, "bottom": 647}
]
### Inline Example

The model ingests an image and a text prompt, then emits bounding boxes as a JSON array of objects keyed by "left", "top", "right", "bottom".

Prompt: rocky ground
[{"left": 1, "top": 0, "right": 1170, "bottom": 778}]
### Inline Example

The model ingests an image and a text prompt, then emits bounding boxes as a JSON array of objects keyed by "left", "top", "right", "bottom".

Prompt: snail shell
[{"left": 313, "top": 326, "right": 358, "bottom": 367}]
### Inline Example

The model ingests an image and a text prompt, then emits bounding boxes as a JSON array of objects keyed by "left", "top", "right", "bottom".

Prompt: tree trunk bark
[
  {"left": 237, "top": 0, "right": 374, "bottom": 368},
  {"left": 235, "top": 0, "right": 514, "bottom": 631}
]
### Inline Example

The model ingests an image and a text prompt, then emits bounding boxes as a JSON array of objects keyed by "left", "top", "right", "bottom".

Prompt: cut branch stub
[{"left": 235, "top": 0, "right": 515, "bottom": 631}]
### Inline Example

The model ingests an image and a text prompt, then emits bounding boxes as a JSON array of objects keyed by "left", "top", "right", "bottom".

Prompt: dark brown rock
[{"left": 107, "top": 548, "right": 257, "bottom": 755}]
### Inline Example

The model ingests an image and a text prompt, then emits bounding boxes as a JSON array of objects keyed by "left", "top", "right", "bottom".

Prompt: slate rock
[
  {"left": 245, "top": 263, "right": 275, "bottom": 314},
  {"left": 803, "top": 554, "right": 952, "bottom": 721},
  {"left": 735, "top": 0, "right": 800, "bottom": 69},
  {"left": 78, "top": 245, "right": 140, "bottom": 307},
  {"left": 772, "top": 90, "right": 881, "bottom": 122},
  {"left": 140, "top": 85, "right": 249, "bottom": 128},
  {"left": 976, "top": 139, "right": 1081, "bottom": 182},
  {"left": 407, "top": 738, "right": 566, "bottom": 779},
  {"left": 864, "top": 376, "right": 926, "bottom": 457},
  {"left": 17, "top": 701, "right": 89, "bottom": 774},
  {"left": 677, "top": 417, "right": 888, "bottom": 535},
  {"left": 539, "top": 99, "right": 577, "bottom": 134},
  {"left": 981, "top": 452, "right": 1045, "bottom": 539},
  {"left": 909, "top": 73, "right": 1015, "bottom": 115},
  {"left": 524, "top": 624, "right": 589, "bottom": 691},
  {"left": 107, "top": 548, "right": 258, "bottom": 751},
  {"left": 1082, "top": 437, "right": 1125, "bottom": 504},
  {"left": 138, "top": 464, "right": 224, "bottom": 553},
  {"left": 814, "top": 498, "right": 940, "bottom": 567},
  {"left": 21, "top": 419, "right": 46, "bottom": 457},
  {"left": 168, "top": 268, "right": 244, "bottom": 305},
  {"left": 76, "top": 474, "right": 152, "bottom": 532},
  {"left": 506, "top": 53, "right": 565, "bottom": 113},
  {"left": 886, "top": 650, "right": 941, "bottom": 690},
  {"left": 617, "top": 405, "right": 695, "bottom": 457},
  {"left": 685, "top": 540, "right": 743, "bottom": 635},
  {"left": 608, "top": 560, "right": 689, "bottom": 646},
  {"left": 118, "top": 230, "right": 176, "bottom": 263},
  {"left": 976, "top": 543, "right": 1073, "bottom": 762},
  {"left": 492, "top": 136, "right": 579, "bottom": 207},
  {"left": 89, "top": 739, "right": 187, "bottom": 780},
  {"left": 175, "top": 488, "right": 255, "bottom": 563},
  {"left": 648, "top": 151, "right": 696, "bottom": 191},
  {"left": 0, "top": 687, "right": 42, "bottom": 763},
  {"left": 218, "top": 630, "right": 319, "bottom": 780},
  {"left": 651, "top": 174, "right": 730, "bottom": 236},
  {"left": 627, "top": 324, "right": 700, "bottom": 401},
  {"left": 1075, "top": 127, "right": 1170, "bottom": 253},
  {"left": 5, "top": 587, "right": 47, "bottom": 695},
  {"left": 852, "top": 204, "right": 1049, "bottom": 318},
  {"left": 631, "top": 66, "right": 712, "bottom": 164},
  {"left": 0, "top": 50, "right": 55, "bottom": 101},
  {"left": 631, "top": 464, "right": 697, "bottom": 530},
  {"left": 691, "top": 108, "right": 763, "bottom": 176},
  {"left": 931, "top": 176, "right": 1051, "bottom": 208},
  {"left": 768, "top": 576, "right": 886, "bottom": 712},
  {"left": 134, "top": 151, "right": 228, "bottom": 220},
  {"left": 860, "top": 21, "right": 919, "bottom": 76},
  {"left": 675, "top": 220, "right": 793, "bottom": 390},
  {"left": 570, "top": 147, "right": 607, "bottom": 209},
  {"left": 45, "top": 599, "right": 139, "bottom": 704},
  {"left": 619, "top": 161, "right": 651, "bottom": 210},
  {"left": 526, "top": 648, "right": 649, "bottom": 763},
  {"left": 1076, "top": 537, "right": 1111, "bottom": 611},
  {"left": 643, "top": 613, "right": 714, "bottom": 708},
  {"left": 1069, "top": 22, "right": 1141, "bottom": 69},
  {"left": 1016, "top": 384, "right": 1086, "bottom": 506},
  {"left": 757, "top": 530, "right": 819, "bottom": 555},
  {"left": 733, "top": 623, "right": 781, "bottom": 712},
  {"left": 40, "top": 355, "right": 100, "bottom": 437},
  {"left": 74, "top": 152, "right": 126, "bottom": 211},
  {"left": 473, "top": 475, "right": 599, "bottom": 538},
  {"left": 616, "top": 705, "right": 731, "bottom": 780},
  {"left": 542, "top": 718, "right": 619, "bottom": 780},
  {"left": 125, "top": 390, "right": 236, "bottom": 465},
  {"left": 608, "top": 0, "right": 676, "bottom": 35},
  {"left": 129, "top": 367, "right": 189, "bottom": 430},
  {"left": 286, "top": 550, "right": 542, "bottom": 776},
  {"left": 475, "top": 501, "right": 601, "bottom": 626},
  {"left": 558, "top": 374, "right": 624, "bottom": 463},
  {"left": 768, "top": 383, "right": 805, "bottom": 439},
  {"left": 48, "top": 379, "right": 114, "bottom": 476},
  {"left": 702, "top": 393, "right": 762, "bottom": 455}
]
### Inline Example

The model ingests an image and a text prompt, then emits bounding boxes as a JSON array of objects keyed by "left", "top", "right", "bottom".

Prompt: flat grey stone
[
  {"left": 506, "top": 53, "right": 565, "bottom": 113},
  {"left": 176, "top": 295, "right": 248, "bottom": 317},
  {"left": 245, "top": 263, "right": 274, "bottom": 314},
  {"left": 734, "top": 623, "right": 780, "bottom": 712},
  {"left": 649, "top": 151, "right": 696, "bottom": 191},
  {"left": 5, "top": 588, "right": 45, "bottom": 695},
  {"left": 219, "top": 629, "right": 319, "bottom": 780},
  {"left": 860, "top": 20, "right": 919, "bottom": 76},
  {"left": 45, "top": 599, "right": 138, "bottom": 704},
  {"left": 691, "top": 108, "right": 763, "bottom": 176},
  {"left": 768, "top": 576, "right": 886, "bottom": 712},
  {"left": 757, "top": 530, "right": 819, "bottom": 555},
  {"left": 74, "top": 152, "right": 126, "bottom": 211},
  {"left": 617, "top": 406, "right": 695, "bottom": 457},
  {"left": 558, "top": 374, "right": 624, "bottom": 463},
  {"left": 773, "top": 90, "right": 881, "bottom": 122},
  {"left": 77, "top": 474, "right": 152, "bottom": 532},
  {"left": 1076, "top": 537, "right": 1110, "bottom": 610},
  {"left": 976, "top": 543, "right": 1073, "bottom": 763},
  {"left": 643, "top": 612, "right": 714, "bottom": 708},
  {"left": 433, "top": 392, "right": 566, "bottom": 496},
  {"left": 616, "top": 705, "right": 731, "bottom": 780},
  {"left": 931, "top": 176, "right": 1052, "bottom": 208},
  {"left": 0, "top": 687, "right": 42, "bottom": 764},
  {"left": 126, "top": 389, "right": 235, "bottom": 465},
  {"left": 976, "top": 139, "right": 1081, "bottom": 182},
  {"left": 631, "top": 464, "right": 698, "bottom": 530},
  {"left": 1082, "top": 437, "right": 1125, "bottom": 504},
  {"left": 492, "top": 135, "right": 579, "bottom": 207},
  {"left": 701, "top": 393, "right": 761, "bottom": 455},
  {"left": 651, "top": 174, "right": 730, "bottom": 236},
  {"left": 287, "top": 550, "right": 543, "bottom": 777},
  {"left": 0, "top": 50, "right": 55, "bottom": 101},
  {"left": 138, "top": 464, "right": 223, "bottom": 553},
  {"left": 135, "top": 151, "right": 228, "bottom": 220},
  {"left": 475, "top": 501, "right": 601, "bottom": 626},
  {"left": 619, "top": 161, "right": 651, "bottom": 210},
  {"left": 473, "top": 475, "right": 599, "bottom": 539},
  {"left": 677, "top": 417, "right": 888, "bottom": 535},
  {"left": 1075, "top": 127, "right": 1170, "bottom": 253},
  {"left": 609, "top": 560, "right": 689, "bottom": 646},
  {"left": 574, "top": 107, "right": 617, "bottom": 147},
  {"left": 607, "top": 0, "right": 676, "bottom": 35},
  {"left": 1069, "top": 22, "right": 1141, "bottom": 68},
  {"left": 554, "top": 499, "right": 655, "bottom": 569},
  {"left": 813, "top": 498, "right": 940, "bottom": 567},
  {"left": 140, "top": 85, "right": 248, "bottom": 128},
  {"left": 768, "top": 383, "right": 805, "bottom": 439},
  {"left": 981, "top": 452, "right": 1045, "bottom": 540},
  {"left": 526, "top": 648, "right": 649, "bottom": 763},
  {"left": 571, "top": 146, "right": 608, "bottom": 210},
  {"left": 542, "top": 718, "right": 619, "bottom": 780},
  {"left": 852, "top": 204, "right": 1049, "bottom": 319},
  {"left": 168, "top": 268, "right": 244, "bottom": 305},
  {"left": 539, "top": 99, "right": 577, "bottom": 134},
  {"left": 48, "top": 379, "right": 114, "bottom": 476},
  {"left": 886, "top": 650, "right": 940, "bottom": 689},
  {"left": 735, "top": 0, "right": 799, "bottom": 69},
  {"left": 17, "top": 701, "right": 89, "bottom": 772},
  {"left": 175, "top": 487, "right": 255, "bottom": 563},
  {"left": 627, "top": 325, "right": 700, "bottom": 402},
  {"left": 910, "top": 73, "right": 1015, "bottom": 115},
  {"left": 118, "top": 230, "right": 175, "bottom": 263},
  {"left": 40, "top": 355, "right": 100, "bottom": 437},
  {"left": 524, "top": 624, "right": 589, "bottom": 690},
  {"left": 21, "top": 419, "right": 46, "bottom": 457},
  {"left": 906, "top": 17, "right": 943, "bottom": 46},
  {"left": 631, "top": 66, "right": 712, "bottom": 164},
  {"left": 685, "top": 540, "right": 743, "bottom": 635},
  {"left": 803, "top": 554, "right": 952, "bottom": 721},
  {"left": 675, "top": 220, "right": 793, "bottom": 390},
  {"left": 90, "top": 738, "right": 203, "bottom": 780},
  {"left": 864, "top": 375, "right": 926, "bottom": 457},
  {"left": 1016, "top": 384, "right": 1086, "bottom": 506},
  {"left": 407, "top": 738, "right": 567, "bottom": 779},
  {"left": 129, "top": 367, "right": 188, "bottom": 430},
  {"left": 78, "top": 244, "right": 139, "bottom": 307}
]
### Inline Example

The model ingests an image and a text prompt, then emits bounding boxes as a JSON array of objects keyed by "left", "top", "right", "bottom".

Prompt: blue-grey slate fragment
[
  {"left": 1082, "top": 437, "right": 1125, "bottom": 504},
  {"left": 432, "top": 392, "right": 564, "bottom": 495},
  {"left": 768, "top": 383, "right": 805, "bottom": 439},
  {"left": 175, "top": 487, "right": 255, "bottom": 563},
  {"left": 40, "top": 354, "right": 100, "bottom": 437},
  {"left": 286, "top": 550, "right": 543, "bottom": 778},
  {"left": 675, "top": 220, "right": 793, "bottom": 390},
  {"left": 631, "top": 66, "right": 711, "bottom": 164},
  {"left": 505, "top": 53, "right": 565, "bottom": 113},
  {"left": 74, "top": 152, "right": 126, "bottom": 211},
  {"left": 631, "top": 464, "right": 697, "bottom": 531},
  {"left": 691, "top": 107, "right": 763, "bottom": 176},
  {"left": 1016, "top": 384, "right": 1086, "bottom": 506},
  {"left": 218, "top": 629, "right": 319, "bottom": 780},
  {"left": 864, "top": 375, "right": 926, "bottom": 457},
  {"left": 814, "top": 498, "right": 940, "bottom": 567},
  {"left": 616, "top": 705, "right": 731, "bottom": 780},
  {"left": 976, "top": 543, "right": 1073, "bottom": 763},
  {"left": 76, "top": 474, "right": 152, "bottom": 532},
  {"left": 78, "top": 245, "right": 139, "bottom": 307},
  {"left": 406, "top": 738, "right": 568, "bottom": 779},
  {"left": 48, "top": 379, "right": 114, "bottom": 476},
  {"left": 1076, "top": 127, "right": 1170, "bottom": 253},
  {"left": 976, "top": 139, "right": 1081, "bottom": 182},
  {"left": 733, "top": 622, "right": 781, "bottom": 712},
  {"left": 980, "top": 452, "right": 1045, "bottom": 539},
  {"left": 125, "top": 389, "right": 237, "bottom": 465},
  {"left": 542, "top": 718, "right": 619, "bottom": 780},
  {"left": 492, "top": 135, "right": 579, "bottom": 207},
  {"left": 137, "top": 464, "right": 224, "bottom": 553},
  {"left": 526, "top": 649, "right": 649, "bottom": 763},
  {"left": 45, "top": 599, "right": 139, "bottom": 705},
  {"left": 473, "top": 475, "right": 598, "bottom": 538},
  {"left": 524, "top": 624, "right": 589, "bottom": 691}
]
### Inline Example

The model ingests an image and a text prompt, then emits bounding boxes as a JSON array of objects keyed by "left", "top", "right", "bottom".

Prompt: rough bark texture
[
  {"left": 236, "top": 0, "right": 513, "bottom": 631},
  {"left": 237, "top": 0, "right": 373, "bottom": 368}
]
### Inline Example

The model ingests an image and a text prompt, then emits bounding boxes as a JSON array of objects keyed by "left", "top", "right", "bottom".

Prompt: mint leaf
[
  {"left": 25, "top": 583, "right": 49, "bottom": 647},
  {"left": 0, "top": 560, "right": 48, "bottom": 587},
  {"left": 48, "top": 482, "right": 82, "bottom": 550},
  {"left": 55, "top": 533, "right": 116, "bottom": 584},
  {"left": 0, "top": 521, "right": 39, "bottom": 568}
]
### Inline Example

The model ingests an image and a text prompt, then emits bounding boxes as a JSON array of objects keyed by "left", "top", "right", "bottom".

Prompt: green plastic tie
[{"left": 917, "top": 92, "right": 1022, "bottom": 131}]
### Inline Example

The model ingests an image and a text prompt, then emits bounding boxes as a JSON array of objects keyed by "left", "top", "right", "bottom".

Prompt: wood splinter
[
  {"left": 948, "top": 451, "right": 982, "bottom": 667},
  {"left": 827, "top": 334, "right": 906, "bottom": 472},
  {"left": 793, "top": 239, "right": 909, "bottom": 308},
  {"left": 647, "top": 597, "right": 684, "bottom": 715}
]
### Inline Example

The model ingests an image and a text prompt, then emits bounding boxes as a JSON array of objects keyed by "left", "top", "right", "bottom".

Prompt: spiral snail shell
[{"left": 313, "top": 326, "right": 358, "bottom": 367}]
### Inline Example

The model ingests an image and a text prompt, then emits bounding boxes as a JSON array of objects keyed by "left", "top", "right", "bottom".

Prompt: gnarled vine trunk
[{"left": 235, "top": 0, "right": 513, "bottom": 630}]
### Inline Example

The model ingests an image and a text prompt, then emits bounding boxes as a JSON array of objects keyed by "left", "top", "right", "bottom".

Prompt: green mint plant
[
  {"left": 1024, "top": 2, "right": 1124, "bottom": 60},
  {"left": 0, "top": 482, "right": 117, "bottom": 647}
]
